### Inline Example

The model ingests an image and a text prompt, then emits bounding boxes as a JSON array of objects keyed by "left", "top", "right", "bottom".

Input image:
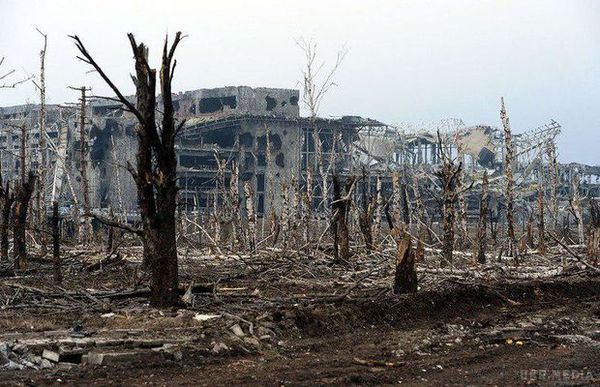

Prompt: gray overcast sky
[{"left": 1, "top": 0, "right": 599, "bottom": 164}]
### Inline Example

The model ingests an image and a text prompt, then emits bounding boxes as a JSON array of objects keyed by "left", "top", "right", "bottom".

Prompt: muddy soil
[{"left": 1, "top": 272, "right": 598, "bottom": 386}]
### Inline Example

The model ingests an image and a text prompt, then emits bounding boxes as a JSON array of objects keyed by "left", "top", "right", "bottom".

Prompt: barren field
[{"left": 1, "top": 247, "right": 598, "bottom": 386}]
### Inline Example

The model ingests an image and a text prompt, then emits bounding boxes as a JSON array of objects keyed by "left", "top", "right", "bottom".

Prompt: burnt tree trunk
[
  {"left": 78, "top": 86, "right": 93, "bottom": 242},
  {"left": 500, "top": 97, "right": 516, "bottom": 258},
  {"left": 400, "top": 181, "right": 411, "bottom": 225},
  {"left": 435, "top": 131, "right": 462, "bottom": 268},
  {"left": 13, "top": 172, "right": 36, "bottom": 270},
  {"left": 52, "top": 201, "right": 61, "bottom": 283},
  {"left": 0, "top": 179, "right": 15, "bottom": 262},
  {"left": 588, "top": 199, "right": 599, "bottom": 262},
  {"left": 106, "top": 207, "right": 115, "bottom": 254},
  {"left": 72, "top": 32, "right": 185, "bottom": 307},
  {"left": 358, "top": 168, "right": 374, "bottom": 251},
  {"left": 36, "top": 31, "right": 48, "bottom": 254},
  {"left": 526, "top": 215, "right": 534, "bottom": 248},
  {"left": 392, "top": 227, "right": 417, "bottom": 294},
  {"left": 538, "top": 189, "right": 546, "bottom": 255},
  {"left": 411, "top": 172, "right": 426, "bottom": 261},
  {"left": 332, "top": 175, "right": 354, "bottom": 262},
  {"left": 385, "top": 201, "right": 417, "bottom": 294},
  {"left": 476, "top": 170, "right": 489, "bottom": 264},
  {"left": 441, "top": 179, "right": 456, "bottom": 267}
]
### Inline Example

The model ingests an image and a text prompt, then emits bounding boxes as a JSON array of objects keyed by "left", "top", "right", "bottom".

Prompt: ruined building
[{"left": 0, "top": 86, "right": 598, "bottom": 225}]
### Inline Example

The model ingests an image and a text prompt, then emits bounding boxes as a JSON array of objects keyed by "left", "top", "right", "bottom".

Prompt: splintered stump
[{"left": 392, "top": 228, "right": 417, "bottom": 294}]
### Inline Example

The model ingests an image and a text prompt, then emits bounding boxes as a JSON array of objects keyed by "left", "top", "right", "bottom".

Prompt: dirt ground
[{"left": 0, "top": 247, "right": 599, "bottom": 386}]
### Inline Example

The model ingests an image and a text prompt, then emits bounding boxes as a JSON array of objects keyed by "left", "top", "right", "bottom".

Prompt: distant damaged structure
[{"left": 0, "top": 86, "right": 598, "bottom": 226}]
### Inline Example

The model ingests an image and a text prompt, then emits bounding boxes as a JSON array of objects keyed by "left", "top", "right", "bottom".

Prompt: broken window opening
[
  {"left": 180, "top": 154, "right": 219, "bottom": 169},
  {"left": 275, "top": 153, "right": 285, "bottom": 168},
  {"left": 257, "top": 153, "right": 266, "bottom": 167},
  {"left": 256, "top": 174, "right": 265, "bottom": 192},
  {"left": 198, "top": 96, "right": 237, "bottom": 113},
  {"left": 257, "top": 194, "right": 265, "bottom": 215},
  {"left": 239, "top": 132, "right": 254, "bottom": 148},
  {"left": 257, "top": 133, "right": 282, "bottom": 151},
  {"left": 265, "top": 96, "right": 277, "bottom": 111},
  {"left": 243, "top": 152, "right": 255, "bottom": 170},
  {"left": 201, "top": 126, "right": 238, "bottom": 148}
]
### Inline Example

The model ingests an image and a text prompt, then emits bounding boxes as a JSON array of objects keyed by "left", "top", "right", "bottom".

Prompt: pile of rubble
[{"left": 0, "top": 310, "right": 280, "bottom": 370}]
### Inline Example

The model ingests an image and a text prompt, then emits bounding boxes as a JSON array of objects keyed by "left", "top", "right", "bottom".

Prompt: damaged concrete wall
[{"left": 174, "top": 86, "right": 299, "bottom": 121}]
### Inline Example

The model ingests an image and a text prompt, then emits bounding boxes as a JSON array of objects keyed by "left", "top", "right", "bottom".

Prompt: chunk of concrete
[
  {"left": 211, "top": 342, "right": 229, "bottom": 354},
  {"left": 230, "top": 324, "right": 245, "bottom": 337},
  {"left": 39, "top": 359, "right": 54, "bottom": 369},
  {"left": 243, "top": 337, "right": 260, "bottom": 347},
  {"left": 42, "top": 349, "right": 60, "bottom": 363},
  {"left": 193, "top": 313, "right": 221, "bottom": 322}
]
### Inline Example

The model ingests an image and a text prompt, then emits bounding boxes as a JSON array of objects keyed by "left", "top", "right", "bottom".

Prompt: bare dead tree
[
  {"left": 32, "top": 29, "right": 48, "bottom": 252},
  {"left": 537, "top": 188, "right": 546, "bottom": 255},
  {"left": 400, "top": 178, "right": 411, "bottom": 225},
  {"left": 500, "top": 97, "right": 516, "bottom": 258},
  {"left": 13, "top": 171, "right": 36, "bottom": 270},
  {"left": 434, "top": 131, "right": 463, "bottom": 267},
  {"left": 526, "top": 210, "right": 534, "bottom": 248},
  {"left": 280, "top": 182, "right": 291, "bottom": 246},
  {"left": 51, "top": 200, "right": 61, "bottom": 283},
  {"left": 546, "top": 140, "right": 560, "bottom": 229},
  {"left": 301, "top": 163, "right": 312, "bottom": 247},
  {"left": 0, "top": 57, "right": 33, "bottom": 89},
  {"left": 0, "top": 167, "right": 15, "bottom": 262},
  {"left": 588, "top": 198, "right": 599, "bottom": 262},
  {"left": 391, "top": 171, "right": 403, "bottom": 228},
  {"left": 230, "top": 161, "right": 241, "bottom": 249},
  {"left": 358, "top": 168, "right": 374, "bottom": 250},
  {"left": 0, "top": 56, "right": 31, "bottom": 260},
  {"left": 244, "top": 181, "right": 257, "bottom": 252},
  {"left": 297, "top": 38, "right": 347, "bottom": 119},
  {"left": 476, "top": 170, "right": 489, "bottom": 264},
  {"left": 490, "top": 205, "right": 499, "bottom": 246},
  {"left": 71, "top": 32, "right": 186, "bottom": 307},
  {"left": 110, "top": 135, "right": 126, "bottom": 223},
  {"left": 454, "top": 130, "right": 468, "bottom": 248},
  {"left": 570, "top": 170, "right": 585, "bottom": 245},
  {"left": 411, "top": 171, "right": 427, "bottom": 261},
  {"left": 19, "top": 124, "right": 27, "bottom": 192},
  {"left": 297, "top": 38, "right": 347, "bottom": 210},
  {"left": 372, "top": 175, "right": 383, "bottom": 247},
  {"left": 263, "top": 125, "right": 282, "bottom": 247},
  {"left": 289, "top": 172, "right": 300, "bottom": 236},
  {"left": 13, "top": 122, "right": 36, "bottom": 270},
  {"left": 69, "top": 86, "right": 93, "bottom": 242}
]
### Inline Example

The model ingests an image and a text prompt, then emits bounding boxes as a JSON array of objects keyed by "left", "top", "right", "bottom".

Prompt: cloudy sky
[{"left": 1, "top": 0, "right": 598, "bottom": 164}]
